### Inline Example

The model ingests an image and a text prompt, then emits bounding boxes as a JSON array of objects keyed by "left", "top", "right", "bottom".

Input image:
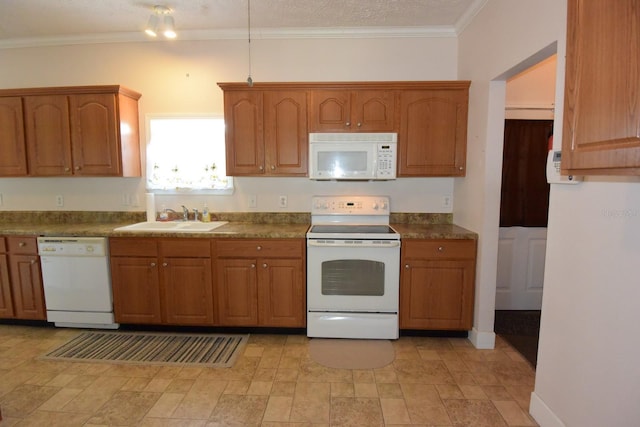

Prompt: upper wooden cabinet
[
  {"left": 398, "top": 84, "right": 470, "bottom": 176},
  {"left": 562, "top": 0, "right": 640, "bottom": 175},
  {"left": 220, "top": 85, "right": 308, "bottom": 176},
  {"left": 219, "top": 81, "right": 470, "bottom": 177},
  {"left": 0, "top": 97, "right": 28, "bottom": 176},
  {"left": 0, "top": 85, "right": 141, "bottom": 177},
  {"left": 309, "top": 89, "right": 396, "bottom": 132}
]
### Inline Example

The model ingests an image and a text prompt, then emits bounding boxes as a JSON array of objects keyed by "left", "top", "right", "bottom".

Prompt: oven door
[{"left": 306, "top": 239, "right": 400, "bottom": 312}]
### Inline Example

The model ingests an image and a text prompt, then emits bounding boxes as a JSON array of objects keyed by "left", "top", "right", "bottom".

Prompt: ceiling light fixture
[{"left": 145, "top": 5, "right": 176, "bottom": 39}]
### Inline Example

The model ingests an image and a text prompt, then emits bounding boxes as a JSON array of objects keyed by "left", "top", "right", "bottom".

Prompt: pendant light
[
  {"left": 144, "top": 5, "right": 176, "bottom": 39},
  {"left": 246, "top": 0, "right": 253, "bottom": 87}
]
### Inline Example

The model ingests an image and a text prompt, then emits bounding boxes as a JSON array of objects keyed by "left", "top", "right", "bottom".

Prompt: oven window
[{"left": 321, "top": 260, "right": 384, "bottom": 296}]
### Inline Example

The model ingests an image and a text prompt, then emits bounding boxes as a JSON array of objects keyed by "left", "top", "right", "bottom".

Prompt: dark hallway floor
[{"left": 494, "top": 310, "right": 541, "bottom": 368}]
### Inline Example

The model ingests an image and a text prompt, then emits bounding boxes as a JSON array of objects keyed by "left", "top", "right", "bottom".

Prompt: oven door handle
[{"left": 307, "top": 240, "right": 400, "bottom": 248}]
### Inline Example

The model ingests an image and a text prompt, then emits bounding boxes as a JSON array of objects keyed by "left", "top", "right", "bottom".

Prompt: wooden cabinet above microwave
[
  {"left": 0, "top": 85, "right": 141, "bottom": 177},
  {"left": 218, "top": 81, "right": 471, "bottom": 177}
]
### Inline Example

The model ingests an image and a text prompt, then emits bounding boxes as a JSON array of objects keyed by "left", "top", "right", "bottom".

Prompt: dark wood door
[{"left": 500, "top": 119, "right": 552, "bottom": 227}]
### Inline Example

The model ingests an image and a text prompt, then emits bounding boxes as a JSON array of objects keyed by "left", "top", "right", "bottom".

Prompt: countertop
[{"left": 0, "top": 211, "right": 477, "bottom": 240}]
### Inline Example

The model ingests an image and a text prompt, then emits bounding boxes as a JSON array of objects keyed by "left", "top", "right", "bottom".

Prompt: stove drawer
[
  {"left": 216, "top": 239, "right": 304, "bottom": 258},
  {"left": 403, "top": 239, "right": 476, "bottom": 259}
]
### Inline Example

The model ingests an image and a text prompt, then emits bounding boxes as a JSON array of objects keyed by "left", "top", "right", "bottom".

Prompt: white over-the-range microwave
[{"left": 308, "top": 132, "right": 397, "bottom": 180}]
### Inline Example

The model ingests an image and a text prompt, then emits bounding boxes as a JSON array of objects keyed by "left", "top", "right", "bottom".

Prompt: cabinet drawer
[
  {"left": 403, "top": 239, "right": 476, "bottom": 259},
  {"left": 160, "top": 239, "right": 210, "bottom": 258},
  {"left": 0, "top": 237, "right": 5, "bottom": 253},
  {"left": 216, "top": 239, "right": 303, "bottom": 258},
  {"left": 109, "top": 238, "right": 158, "bottom": 257},
  {"left": 7, "top": 236, "right": 37, "bottom": 254}
]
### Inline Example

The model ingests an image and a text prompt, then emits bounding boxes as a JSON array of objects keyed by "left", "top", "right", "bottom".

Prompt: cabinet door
[
  {"left": 161, "top": 257, "right": 214, "bottom": 325},
  {"left": 8, "top": 254, "right": 46, "bottom": 320},
  {"left": 0, "top": 254, "right": 14, "bottom": 318},
  {"left": 258, "top": 258, "right": 305, "bottom": 327},
  {"left": 110, "top": 257, "right": 163, "bottom": 324},
  {"left": 224, "top": 91, "right": 264, "bottom": 175},
  {"left": 0, "top": 97, "right": 28, "bottom": 176},
  {"left": 24, "top": 95, "right": 73, "bottom": 176},
  {"left": 561, "top": 0, "right": 640, "bottom": 175},
  {"left": 398, "top": 89, "right": 468, "bottom": 176},
  {"left": 264, "top": 91, "right": 308, "bottom": 175},
  {"left": 352, "top": 90, "right": 396, "bottom": 131},
  {"left": 400, "top": 259, "right": 475, "bottom": 330},
  {"left": 216, "top": 258, "right": 258, "bottom": 326},
  {"left": 309, "top": 90, "right": 351, "bottom": 131},
  {"left": 69, "top": 93, "right": 121, "bottom": 176}
]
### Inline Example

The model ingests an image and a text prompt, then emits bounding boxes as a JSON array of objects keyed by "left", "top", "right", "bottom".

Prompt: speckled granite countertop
[{"left": 0, "top": 211, "right": 477, "bottom": 240}]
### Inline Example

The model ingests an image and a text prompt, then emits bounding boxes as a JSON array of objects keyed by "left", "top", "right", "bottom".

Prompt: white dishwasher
[{"left": 38, "top": 237, "right": 119, "bottom": 329}]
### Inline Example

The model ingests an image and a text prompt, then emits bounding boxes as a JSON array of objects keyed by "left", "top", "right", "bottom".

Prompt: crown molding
[{"left": 0, "top": 25, "right": 459, "bottom": 49}]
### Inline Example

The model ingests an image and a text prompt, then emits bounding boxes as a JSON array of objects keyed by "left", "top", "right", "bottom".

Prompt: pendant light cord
[{"left": 247, "top": 0, "right": 253, "bottom": 86}]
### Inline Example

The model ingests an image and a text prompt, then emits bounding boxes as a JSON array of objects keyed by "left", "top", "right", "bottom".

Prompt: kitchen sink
[{"left": 114, "top": 221, "right": 228, "bottom": 233}]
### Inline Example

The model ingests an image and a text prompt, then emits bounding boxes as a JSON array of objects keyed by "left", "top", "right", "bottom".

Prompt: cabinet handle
[
  {"left": 18, "top": 242, "right": 26, "bottom": 247},
  {"left": 162, "top": 262, "right": 168, "bottom": 267},
  {"left": 150, "top": 262, "right": 156, "bottom": 267},
  {"left": 64, "top": 167, "right": 70, "bottom": 172},
  {"left": 271, "top": 165, "right": 276, "bottom": 170},
  {"left": 31, "top": 259, "right": 36, "bottom": 265},
  {"left": 459, "top": 166, "right": 464, "bottom": 171},
  {"left": 256, "top": 245, "right": 262, "bottom": 251},
  {"left": 345, "top": 121, "right": 351, "bottom": 126},
  {"left": 250, "top": 263, "right": 256, "bottom": 268},
  {"left": 405, "top": 264, "right": 410, "bottom": 269},
  {"left": 262, "top": 263, "right": 267, "bottom": 268},
  {"left": 357, "top": 122, "right": 362, "bottom": 127},
  {"left": 438, "top": 246, "right": 444, "bottom": 252},
  {"left": 259, "top": 165, "right": 264, "bottom": 171},
  {"left": 75, "top": 166, "right": 81, "bottom": 171}
]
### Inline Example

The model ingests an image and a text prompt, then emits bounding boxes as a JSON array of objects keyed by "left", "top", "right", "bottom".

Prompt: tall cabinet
[{"left": 562, "top": 0, "right": 640, "bottom": 175}]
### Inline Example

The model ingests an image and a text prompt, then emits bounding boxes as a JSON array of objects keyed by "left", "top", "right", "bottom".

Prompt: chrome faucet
[{"left": 181, "top": 205, "right": 189, "bottom": 221}]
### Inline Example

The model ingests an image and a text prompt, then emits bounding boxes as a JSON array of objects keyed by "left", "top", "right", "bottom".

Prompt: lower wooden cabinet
[
  {"left": 109, "top": 238, "right": 213, "bottom": 326},
  {"left": 400, "top": 239, "right": 476, "bottom": 330},
  {"left": 0, "top": 236, "right": 46, "bottom": 320},
  {"left": 215, "top": 239, "right": 305, "bottom": 327}
]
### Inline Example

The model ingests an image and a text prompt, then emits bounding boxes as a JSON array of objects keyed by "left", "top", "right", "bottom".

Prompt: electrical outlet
[
  {"left": 0, "top": 193, "right": 3, "bottom": 206},
  {"left": 278, "top": 195, "right": 288, "bottom": 208},
  {"left": 248, "top": 195, "right": 257, "bottom": 208},
  {"left": 442, "top": 195, "right": 452, "bottom": 209},
  {"left": 55, "top": 195, "right": 64, "bottom": 207}
]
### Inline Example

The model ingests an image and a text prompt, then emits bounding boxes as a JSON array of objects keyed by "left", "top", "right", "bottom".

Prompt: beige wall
[
  {"left": 0, "top": 37, "right": 457, "bottom": 213},
  {"left": 459, "top": 1, "right": 640, "bottom": 426}
]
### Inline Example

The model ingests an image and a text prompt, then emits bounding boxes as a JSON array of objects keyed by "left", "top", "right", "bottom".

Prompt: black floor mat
[{"left": 494, "top": 310, "right": 540, "bottom": 367}]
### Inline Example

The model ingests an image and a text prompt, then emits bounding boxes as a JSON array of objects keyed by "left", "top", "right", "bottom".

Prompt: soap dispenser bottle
[{"left": 202, "top": 203, "right": 211, "bottom": 222}]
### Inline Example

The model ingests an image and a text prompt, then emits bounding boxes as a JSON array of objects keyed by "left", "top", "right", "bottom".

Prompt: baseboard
[
  {"left": 530, "top": 392, "right": 566, "bottom": 427},
  {"left": 468, "top": 327, "right": 495, "bottom": 349}
]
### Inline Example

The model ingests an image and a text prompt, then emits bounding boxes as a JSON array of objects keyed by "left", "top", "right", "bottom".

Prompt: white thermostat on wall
[{"left": 546, "top": 150, "right": 581, "bottom": 184}]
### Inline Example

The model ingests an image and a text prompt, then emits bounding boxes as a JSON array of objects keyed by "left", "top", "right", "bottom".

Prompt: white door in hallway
[{"left": 496, "top": 226, "right": 546, "bottom": 310}]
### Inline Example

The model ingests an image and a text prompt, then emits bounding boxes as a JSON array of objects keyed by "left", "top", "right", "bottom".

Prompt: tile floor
[{"left": 0, "top": 325, "right": 538, "bottom": 426}]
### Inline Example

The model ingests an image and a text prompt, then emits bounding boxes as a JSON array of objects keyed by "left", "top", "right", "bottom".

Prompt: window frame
[{"left": 144, "top": 113, "right": 233, "bottom": 195}]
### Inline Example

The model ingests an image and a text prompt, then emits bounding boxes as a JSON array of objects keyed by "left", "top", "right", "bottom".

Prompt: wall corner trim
[
  {"left": 468, "top": 328, "right": 495, "bottom": 349},
  {"left": 530, "top": 392, "right": 566, "bottom": 427}
]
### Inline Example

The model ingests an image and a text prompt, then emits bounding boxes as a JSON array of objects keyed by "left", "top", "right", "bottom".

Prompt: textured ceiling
[{"left": 0, "top": 0, "right": 485, "bottom": 47}]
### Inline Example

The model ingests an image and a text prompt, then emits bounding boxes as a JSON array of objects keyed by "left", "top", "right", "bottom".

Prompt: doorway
[{"left": 494, "top": 54, "right": 557, "bottom": 367}]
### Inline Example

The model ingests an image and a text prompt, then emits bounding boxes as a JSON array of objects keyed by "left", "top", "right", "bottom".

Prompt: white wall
[
  {"left": 459, "top": 1, "right": 640, "bottom": 425},
  {"left": 0, "top": 37, "right": 457, "bottom": 213}
]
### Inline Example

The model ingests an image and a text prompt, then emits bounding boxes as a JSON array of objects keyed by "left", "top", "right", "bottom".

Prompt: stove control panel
[{"left": 311, "top": 196, "right": 390, "bottom": 215}]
